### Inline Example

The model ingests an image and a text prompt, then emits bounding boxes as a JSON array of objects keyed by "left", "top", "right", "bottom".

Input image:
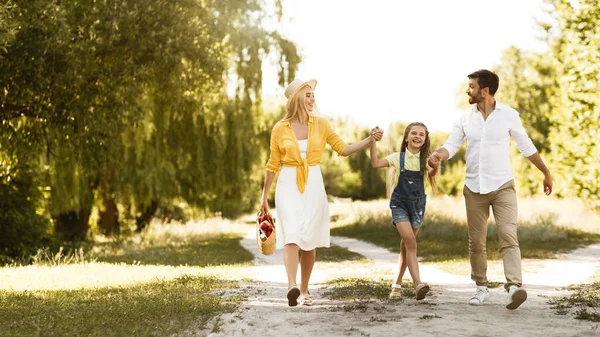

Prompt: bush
[{"left": 0, "top": 171, "right": 51, "bottom": 263}]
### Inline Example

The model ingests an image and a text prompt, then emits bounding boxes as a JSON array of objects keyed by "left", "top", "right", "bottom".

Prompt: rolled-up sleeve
[
  {"left": 265, "top": 130, "right": 282, "bottom": 173},
  {"left": 442, "top": 115, "right": 466, "bottom": 159},
  {"left": 324, "top": 120, "right": 348, "bottom": 156},
  {"left": 509, "top": 112, "right": 537, "bottom": 157}
]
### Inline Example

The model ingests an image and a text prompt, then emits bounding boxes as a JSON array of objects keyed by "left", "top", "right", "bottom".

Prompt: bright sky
[{"left": 262, "top": 0, "right": 549, "bottom": 132}]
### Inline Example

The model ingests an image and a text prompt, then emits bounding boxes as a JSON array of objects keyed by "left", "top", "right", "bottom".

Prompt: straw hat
[{"left": 284, "top": 78, "right": 317, "bottom": 99}]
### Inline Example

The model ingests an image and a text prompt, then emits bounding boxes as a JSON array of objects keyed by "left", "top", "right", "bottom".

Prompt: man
[{"left": 428, "top": 69, "right": 552, "bottom": 310}]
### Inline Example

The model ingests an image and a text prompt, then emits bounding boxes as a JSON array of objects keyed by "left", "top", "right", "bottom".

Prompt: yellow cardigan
[{"left": 266, "top": 116, "right": 348, "bottom": 193}]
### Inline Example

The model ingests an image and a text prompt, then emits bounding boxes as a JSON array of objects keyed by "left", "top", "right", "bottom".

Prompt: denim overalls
[{"left": 389, "top": 152, "right": 427, "bottom": 228}]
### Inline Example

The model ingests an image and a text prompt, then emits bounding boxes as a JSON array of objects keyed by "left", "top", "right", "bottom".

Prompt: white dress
[{"left": 275, "top": 139, "right": 330, "bottom": 250}]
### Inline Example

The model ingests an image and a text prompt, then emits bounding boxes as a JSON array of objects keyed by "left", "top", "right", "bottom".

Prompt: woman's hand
[
  {"left": 259, "top": 198, "right": 270, "bottom": 214},
  {"left": 370, "top": 126, "right": 384, "bottom": 141}
]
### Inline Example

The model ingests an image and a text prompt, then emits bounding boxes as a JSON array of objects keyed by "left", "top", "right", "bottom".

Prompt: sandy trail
[{"left": 203, "top": 230, "right": 600, "bottom": 337}]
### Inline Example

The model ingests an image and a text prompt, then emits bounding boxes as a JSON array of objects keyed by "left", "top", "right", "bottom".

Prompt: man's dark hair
[{"left": 467, "top": 69, "right": 499, "bottom": 96}]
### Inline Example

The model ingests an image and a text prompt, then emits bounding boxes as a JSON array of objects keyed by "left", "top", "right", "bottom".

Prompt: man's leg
[
  {"left": 490, "top": 180, "right": 522, "bottom": 290},
  {"left": 464, "top": 186, "right": 491, "bottom": 286},
  {"left": 490, "top": 180, "right": 527, "bottom": 310}
]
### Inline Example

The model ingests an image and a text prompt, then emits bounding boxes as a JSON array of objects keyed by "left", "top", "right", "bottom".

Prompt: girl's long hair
[
  {"left": 401, "top": 122, "right": 438, "bottom": 194},
  {"left": 283, "top": 84, "right": 311, "bottom": 124}
]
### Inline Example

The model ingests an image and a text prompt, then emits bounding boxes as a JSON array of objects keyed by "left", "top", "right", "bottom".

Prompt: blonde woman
[{"left": 259, "top": 78, "right": 383, "bottom": 306}]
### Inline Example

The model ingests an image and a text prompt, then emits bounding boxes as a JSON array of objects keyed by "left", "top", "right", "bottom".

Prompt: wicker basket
[{"left": 256, "top": 211, "right": 276, "bottom": 255}]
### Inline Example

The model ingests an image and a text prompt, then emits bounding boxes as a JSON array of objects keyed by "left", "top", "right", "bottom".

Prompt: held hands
[
  {"left": 370, "top": 126, "right": 384, "bottom": 141},
  {"left": 427, "top": 151, "right": 441, "bottom": 169}
]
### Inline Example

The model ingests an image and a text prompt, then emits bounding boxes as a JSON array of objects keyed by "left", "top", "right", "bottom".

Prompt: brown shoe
[
  {"left": 287, "top": 286, "right": 300, "bottom": 307},
  {"left": 415, "top": 283, "right": 430, "bottom": 300}
]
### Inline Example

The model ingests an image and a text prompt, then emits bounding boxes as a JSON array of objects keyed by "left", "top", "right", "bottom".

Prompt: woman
[{"left": 259, "top": 78, "right": 383, "bottom": 306}]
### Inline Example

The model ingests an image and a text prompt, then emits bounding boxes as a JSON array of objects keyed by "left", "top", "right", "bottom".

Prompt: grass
[
  {"left": 0, "top": 275, "right": 240, "bottom": 336},
  {"left": 0, "top": 220, "right": 255, "bottom": 336},
  {"left": 322, "top": 277, "right": 418, "bottom": 301},
  {"left": 549, "top": 281, "right": 600, "bottom": 322},
  {"left": 315, "top": 244, "right": 368, "bottom": 263},
  {"left": 330, "top": 205, "right": 600, "bottom": 262},
  {"left": 92, "top": 233, "right": 254, "bottom": 267}
]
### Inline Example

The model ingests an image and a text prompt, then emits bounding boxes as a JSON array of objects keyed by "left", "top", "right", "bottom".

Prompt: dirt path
[{"left": 203, "top": 230, "right": 600, "bottom": 337}]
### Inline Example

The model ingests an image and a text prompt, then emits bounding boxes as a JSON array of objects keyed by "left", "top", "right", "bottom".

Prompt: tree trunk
[
  {"left": 53, "top": 207, "right": 91, "bottom": 241},
  {"left": 135, "top": 200, "right": 158, "bottom": 232},
  {"left": 99, "top": 198, "right": 120, "bottom": 235}
]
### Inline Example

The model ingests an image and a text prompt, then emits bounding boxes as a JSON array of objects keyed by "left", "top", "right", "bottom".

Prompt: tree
[
  {"left": 545, "top": 0, "right": 600, "bottom": 210},
  {"left": 0, "top": 0, "right": 300, "bottom": 249}
]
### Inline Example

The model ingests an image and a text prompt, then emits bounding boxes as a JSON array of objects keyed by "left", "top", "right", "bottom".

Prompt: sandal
[
  {"left": 287, "top": 286, "right": 300, "bottom": 307},
  {"left": 389, "top": 283, "right": 402, "bottom": 300},
  {"left": 415, "top": 283, "right": 430, "bottom": 300},
  {"left": 299, "top": 292, "right": 313, "bottom": 306}
]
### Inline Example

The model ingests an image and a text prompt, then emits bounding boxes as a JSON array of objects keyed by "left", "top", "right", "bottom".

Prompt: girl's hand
[
  {"left": 259, "top": 199, "right": 270, "bottom": 214},
  {"left": 370, "top": 126, "right": 384, "bottom": 141},
  {"left": 428, "top": 152, "right": 441, "bottom": 168}
]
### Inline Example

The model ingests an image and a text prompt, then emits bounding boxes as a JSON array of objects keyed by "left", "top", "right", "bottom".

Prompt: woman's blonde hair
[{"left": 283, "top": 84, "right": 312, "bottom": 124}]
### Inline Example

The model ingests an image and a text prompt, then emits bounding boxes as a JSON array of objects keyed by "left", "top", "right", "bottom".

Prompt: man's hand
[
  {"left": 428, "top": 151, "right": 441, "bottom": 169},
  {"left": 543, "top": 173, "right": 552, "bottom": 196}
]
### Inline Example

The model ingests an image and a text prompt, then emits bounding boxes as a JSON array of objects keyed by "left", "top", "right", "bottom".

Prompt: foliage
[
  {"left": 0, "top": 162, "right": 51, "bottom": 261},
  {"left": 0, "top": 0, "right": 300, "bottom": 250},
  {"left": 545, "top": 0, "right": 600, "bottom": 210},
  {"left": 494, "top": 1, "right": 600, "bottom": 208}
]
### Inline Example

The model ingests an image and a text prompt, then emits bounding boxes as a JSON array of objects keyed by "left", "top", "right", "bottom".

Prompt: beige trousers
[{"left": 463, "top": 180, "right": 522, "bottom": 290}]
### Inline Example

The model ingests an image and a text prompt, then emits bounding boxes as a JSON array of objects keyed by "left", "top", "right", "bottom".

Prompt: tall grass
[{"left": 331, "top": 200, "right": 600, "bottom": 262}]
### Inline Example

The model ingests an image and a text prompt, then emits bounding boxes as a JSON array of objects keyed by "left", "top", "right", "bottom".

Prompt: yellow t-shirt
[{"left": 384, "top": 151, "right": 421, "bottom": 187}]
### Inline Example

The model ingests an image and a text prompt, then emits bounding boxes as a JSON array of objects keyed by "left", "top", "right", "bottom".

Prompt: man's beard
[{"left": 468, "top": 95, "right": 482, "bottom": 104}]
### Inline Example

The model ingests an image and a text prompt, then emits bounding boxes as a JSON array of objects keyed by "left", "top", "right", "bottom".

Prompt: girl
[{"left": 370, "top": 122, "right": 438, "bottom": 300}]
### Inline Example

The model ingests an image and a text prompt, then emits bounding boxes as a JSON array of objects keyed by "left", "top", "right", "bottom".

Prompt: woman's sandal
[
  {"left": 287, "top": 286, "right": 300, "bottom": 307},
  {"left": 415, "top": 283, "right": 430, "bottom": 300},
  {"left": 299, "top": 292, "right": 313, "bottom": 306}
]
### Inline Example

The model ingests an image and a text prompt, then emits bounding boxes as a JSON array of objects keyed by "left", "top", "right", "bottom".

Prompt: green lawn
[
  {"left": 93, "top": 233, "right": 255, "bottom": 267},
  {"left": 331, "top": 208, "right": 600, "bottom": 262},
  {"left": 315, "top": 244, "right": 367, "bottom": 263},
  {"left": 0, "top": 275, "right": 239, "bottom": 336},
  {"left": 0, "top": 231, "right": 253, "bottom": 336}
]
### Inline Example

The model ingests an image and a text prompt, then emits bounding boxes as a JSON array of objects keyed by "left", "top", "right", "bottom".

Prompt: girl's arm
[{"left": 370, "top": 140, "right": 389, "bottom": 168}]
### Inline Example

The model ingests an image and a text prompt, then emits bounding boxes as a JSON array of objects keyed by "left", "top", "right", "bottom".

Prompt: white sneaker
[
  {"left": 506, "top": 285, "right": 527, "bottom": 310},
  {"left": 469, "top": 286, "right": 489, "bottom": 306}
]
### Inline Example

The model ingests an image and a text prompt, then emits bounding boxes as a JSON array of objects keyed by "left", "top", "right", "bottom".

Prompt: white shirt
[{"left": 442, "top": 102, "right": 537, "bottom": 194}]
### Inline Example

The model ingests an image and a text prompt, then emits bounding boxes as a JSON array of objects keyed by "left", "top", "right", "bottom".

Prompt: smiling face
[
  {"left": 304, "top": 86, "right": 315, "bottom": 112},
  {"left": 466, "top": 78, "right": 485, "bottom": 104},
  {"left": 405, "top": 125, "right": 427, "bottom": 153}
]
